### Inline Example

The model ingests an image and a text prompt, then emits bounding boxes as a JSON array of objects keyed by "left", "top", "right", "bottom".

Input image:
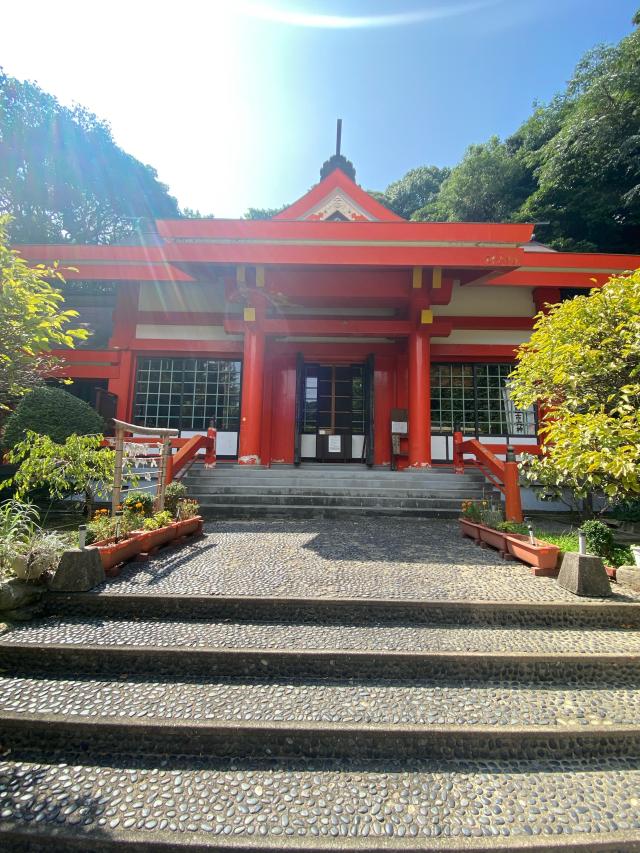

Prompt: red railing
[
  {"left": 167, "top": 426, "right": 217, "bottom": 483},
  {"left": 103, "top": 426, "right": 217, "bottom": 486},
  {"left": 452, "top": 431, "right": 524, "bottom": 522}
]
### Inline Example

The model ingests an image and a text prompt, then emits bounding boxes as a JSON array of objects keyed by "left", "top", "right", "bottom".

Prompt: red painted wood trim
[
  {"left": 273, "top": 168, "right": 405, "bottom": 222},
  {"left": 109, "top": 283, "right": 139, "bottom": 348},
  {"left": 61, "top": 264, "right": 194, "bottom": 282},
  {"left": 155, "top": 218, "right": 534, "bottom": 244},
  {"left": 53, "top": 364, "right": 120, "bottom": 380},
  {"left": 50, "top": 349, "right": 121, "bottom": 364}
]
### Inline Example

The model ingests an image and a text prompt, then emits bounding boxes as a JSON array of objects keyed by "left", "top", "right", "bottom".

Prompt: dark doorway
[{"left": 295, "top": 362, "right": 371, "bottom": 463}]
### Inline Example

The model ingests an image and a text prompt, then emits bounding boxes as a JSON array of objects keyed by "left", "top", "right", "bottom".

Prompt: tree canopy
[
  {"left": 509, "top": 270, "right": 640, "bottom": 503},
  {"left": 374, "top": 10, "right": 640, "bottom": 252},
  {"left": 0, "top": 70, "right": 180, "bottom": 244}
]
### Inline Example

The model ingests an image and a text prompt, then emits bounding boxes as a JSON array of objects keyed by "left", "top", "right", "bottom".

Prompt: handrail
[
  {"left": 167, "top": 426, "right": 217, "bottom": 484},
  {"left": 453, "top": 432, "right": 523, "bottom": 522}
]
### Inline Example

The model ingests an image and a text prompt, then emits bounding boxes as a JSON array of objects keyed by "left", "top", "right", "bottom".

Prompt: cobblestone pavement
[
  {"left": 6, "top": 616, "right": 640, "bottom": 654},
  {"left": 94, "top": 519, "right": 640, "bottom": 603},
  {"left": 1, "top": 754, "right": 639, "bottom": 841},
  {"left": 1, "top": 674, "right": 638, "bottom": 728}
]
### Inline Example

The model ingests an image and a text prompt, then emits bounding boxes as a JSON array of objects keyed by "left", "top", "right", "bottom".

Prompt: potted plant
[
  {"left": 137, "top": 510, "right": 177, "bottom": 552},
  {"left": 173, "top": 499, "right": 203, "bottom": 537},
  {"left": 459, "top": 500, "right": 486, "bottom": 540}
]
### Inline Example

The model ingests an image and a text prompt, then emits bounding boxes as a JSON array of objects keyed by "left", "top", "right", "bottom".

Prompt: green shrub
[
  {"left": 165, "top": 481, "right": 187, "bottom": 516},
  {"left": 582, "top": 519, "right": 615, "bottom": 560},
  {"left": 2, "top": 387, "right": 105, "bottom": 448},
  {"left": 123, "top": 491, "right": 154, "bottom": 516},
  {"left": 176, "top": 498, "right": 199, "bottom": 519}
]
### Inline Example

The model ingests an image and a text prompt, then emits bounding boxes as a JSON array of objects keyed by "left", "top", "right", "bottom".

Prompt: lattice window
[
  {"left": 430, "top": 363, "right": 536, "bottom": 437},
  {"left": 134, "top": 357, "right": 241, "bottom": 432}
]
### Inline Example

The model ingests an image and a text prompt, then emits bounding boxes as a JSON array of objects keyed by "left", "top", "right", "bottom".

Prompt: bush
[
  {"left": 165, "top": 481, "right": 187, "bottom": 516},
  {"left": 2, "top": 387, "right": 105, "bottom": 449},
  {"left": 123, "top": 491, "right": 154, "bottom": 516},
  {"left": 176, "top": 498, "right": 200, "bottom": 519},
  {"left": 582, "top": 519, "right": 615, "bottom": 560}
]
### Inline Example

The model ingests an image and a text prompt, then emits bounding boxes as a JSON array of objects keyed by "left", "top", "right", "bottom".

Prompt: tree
[
  {"left": 0, "top": 70, "right": 180, "bottom": 244},
  {"left": 0, "top": 215, "right": 88, "bottom": 410},
  {"left": 414, "top": 137, "right": 534, "bottom": 223},
  {"left": 2, "top": 387, "right": 105, "bottom": 449},
  {"left": 244, "top": 206, "right": 288, "bottom": 220},
  {"left": 509, "top": 270, "right": 640, "bottom": 506},
  {"left": 3, "top": 432, "right": 117, "bottom": 516},
  {"left": 379, "top": 166, "right": 450, "bottom": 220}
]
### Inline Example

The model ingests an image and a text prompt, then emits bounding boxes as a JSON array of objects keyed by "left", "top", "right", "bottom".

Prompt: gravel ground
[
  {"left": 5, "top": 616, "right": 640, "bottom": 654},
  {"left": 1, "top": 674, "right": 638, "bottom": 728},
  {"left": 1, "top": 754, "right": 639, "bottom": 841},
  {"left": 91, "top": 519, "right": 640, "bottom": 603}
]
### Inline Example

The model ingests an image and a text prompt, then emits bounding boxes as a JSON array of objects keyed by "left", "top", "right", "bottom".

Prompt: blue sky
[{"left": 1, "top": 1, "right": 638, "bottom": 217}]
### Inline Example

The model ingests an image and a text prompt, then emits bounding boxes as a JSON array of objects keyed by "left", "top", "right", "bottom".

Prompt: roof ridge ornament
[{"left": 320, "top": 118, "right": 356, "bottom": 181}]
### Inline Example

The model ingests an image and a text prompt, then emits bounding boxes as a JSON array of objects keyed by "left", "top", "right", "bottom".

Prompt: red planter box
[
  {"left": 91, "top": 535, "right": 144, "bottom": 571},
  {"left": 505, "top": 533, "right": 560, "bottom": 573},
  {"left": 173, "top": 516, "right": 203, "bottom": 538},
  {"left": 459, "top": 519, "right": 561, "bottom": 573}
]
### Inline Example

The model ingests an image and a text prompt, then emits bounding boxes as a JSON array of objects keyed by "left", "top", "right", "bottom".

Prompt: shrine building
[{"left": 15, "top": 145, "right": 640, "bottom": 470}]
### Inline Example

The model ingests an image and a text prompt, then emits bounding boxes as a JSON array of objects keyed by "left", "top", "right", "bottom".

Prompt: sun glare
[{"left": 233, "top": 0, "right": 503, "bottom": 30}]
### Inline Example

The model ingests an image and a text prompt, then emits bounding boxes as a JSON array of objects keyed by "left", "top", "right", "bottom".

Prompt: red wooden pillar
[
  {"left": 238, "top": 325, "right": 265, "bottom": 465},
  {"left": 407, "top": 330, "right": 431, "bottom": 468}
]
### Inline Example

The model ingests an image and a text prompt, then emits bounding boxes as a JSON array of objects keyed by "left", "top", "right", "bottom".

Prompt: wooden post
[
  {"left": 111, "top": 424, "right": 125, "bottom": 515},
  {"left": 504, "top": 446, "right": 523, "bottom": 522},
  {"left": 156, "top": 435, "right": 172, "bottom": 511},
  {"left": 452, "top": 428, "right": 464, "bottom": 475}
]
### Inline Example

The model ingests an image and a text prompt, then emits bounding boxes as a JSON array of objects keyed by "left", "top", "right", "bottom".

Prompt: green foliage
[
  {"left": 3, "top": 432, "right": 117, "bottom": 513},
  {"left": 0, "top": 71, "right": 180, "bottom": 244},
  {"left": 582, "top": 519, "right": 615, "bottom": 560},
  {"left": 611, "top": 498, "right": 640, "bottom": 523},
  {"left": 460, "top": 499, "right": 486, "bottom": 522},
  {"left": 362, "top": 13, "right": 640, "bottom": 251},
  {"left": 176, "top": 498, "right": 200, "bottom": 520},
  {"left": 495, "top": 520, "right": 528, "bottom": 534},
  {"left": 164, "top": 481, "right": 187, "bottom": 516},
  {"left": 142, "top": 510, "right": 173, "bottom": 530},
  {"left": 510, "top": 270, "right": 640, "bottom": 504},
  {"left": 123, "top": 491, "right": 154, "bottom": 516},
  {"left": 414, "top": 138, "right": 534, "bottom": 223},
  {"left": 244, "top": 206, "right": 288, "bottom": 220},
  {"left": 2, "top": 386, "right": 105, "bottom": 448},
  {"left": 0, "top": 216, "right": 88, "bottom": 408},
  {"left": 0, "top": 499, "right": 40, "bottom": 576},
  {"left": 378, "top": 166, "right": 450, "bottom": 220}
]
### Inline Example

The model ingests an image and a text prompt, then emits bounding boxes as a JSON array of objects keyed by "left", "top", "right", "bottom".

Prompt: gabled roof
[{"left": 273, "top": 167, "right": 404, "bottom": 222}]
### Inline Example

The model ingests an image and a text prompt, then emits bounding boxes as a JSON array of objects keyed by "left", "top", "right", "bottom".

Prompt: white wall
[{"left": 436, "top": 283, "right": 534, "bottom": 317}]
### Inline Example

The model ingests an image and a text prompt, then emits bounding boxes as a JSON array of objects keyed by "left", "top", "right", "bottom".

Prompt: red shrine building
[{"left": 15, "top": 150, "right": 640, "bottom": 470}]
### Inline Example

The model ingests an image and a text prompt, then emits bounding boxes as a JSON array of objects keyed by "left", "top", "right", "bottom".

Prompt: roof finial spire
[
  {"left": 320, "top": 119, "right": 356, "bottom": 182},
  {"left": 336, "top": 118, "right": 342, "bottom": 157}
]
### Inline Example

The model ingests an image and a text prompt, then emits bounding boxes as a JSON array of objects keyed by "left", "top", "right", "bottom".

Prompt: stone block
[
  {"left": 556, "top": 552, "right": 612, "bottom": 598},
  {"left": 48, "top": 548, "right": 105, "bottom": 592},
  {"left": 0, "top": 579, "right": 44, "bottom": 612},
  {"left": 615, "top": 565, "right": 640, "bottom": 592}
]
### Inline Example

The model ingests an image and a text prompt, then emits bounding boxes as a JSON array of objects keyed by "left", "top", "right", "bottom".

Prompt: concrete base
[
  {"left": 48, "top": 548, "right": 105, "bottom": 592},
  {"left": 616, "top": 564, "right": 640, "bottom": 592},
  {"left": 557, "top": 552, "right": 612, "bottom": 598}
]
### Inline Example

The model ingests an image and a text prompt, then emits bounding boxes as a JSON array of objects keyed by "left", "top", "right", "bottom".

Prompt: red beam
[
  {"left": 50, "top": 349, "right": 121, "bottom": 364},
  {"left": 136, "top": 311, "right": 227, "bottom": 325}
]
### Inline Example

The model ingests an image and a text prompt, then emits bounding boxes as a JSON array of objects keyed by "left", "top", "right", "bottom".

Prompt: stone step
[
  {"left": 192, "top": 494, "right": 473, "bottom": 509},
  {"left": 2, "top": 617, "right": 639, "bottom": 682},
  {"left": 44, "top": 593, "right": 640, "bottom": 629},
  {"left": 189, "top": 485, "right": 486, "bottom": 498},
  {"left": 197, "top": 504, "right": 462, "bottom": 519},
  {"left": 1, "top": 752, "right": 639, "bottom": 850},
  {"left": 0, "top": 673, "right": 637, "bottom": 760}
]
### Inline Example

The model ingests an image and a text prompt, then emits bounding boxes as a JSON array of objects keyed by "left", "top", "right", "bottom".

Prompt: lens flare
[{"left": 234, "top": 0, "right": 503, "bottom": 29}]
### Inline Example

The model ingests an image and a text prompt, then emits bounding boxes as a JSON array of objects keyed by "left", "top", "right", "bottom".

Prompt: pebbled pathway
[
  {"left": 1, "top": 754, "right": 639, "bottom": 841},
  {"left": 92, "top": 519, "right": 640, "bottom": 602},
  {"left": 1, "top": 674, "right": 638, "bottom": 728},
  {"left": 4, "top": 615, "right": 640, "bottom": 654}
]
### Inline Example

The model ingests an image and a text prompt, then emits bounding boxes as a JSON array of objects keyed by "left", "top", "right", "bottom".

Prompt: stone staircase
[
  {"left": 1, "top": 582, "right": 640, "bottom": 850},
  {"left": 182, "top": 462, "right": 493, "bottom": 519}
]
